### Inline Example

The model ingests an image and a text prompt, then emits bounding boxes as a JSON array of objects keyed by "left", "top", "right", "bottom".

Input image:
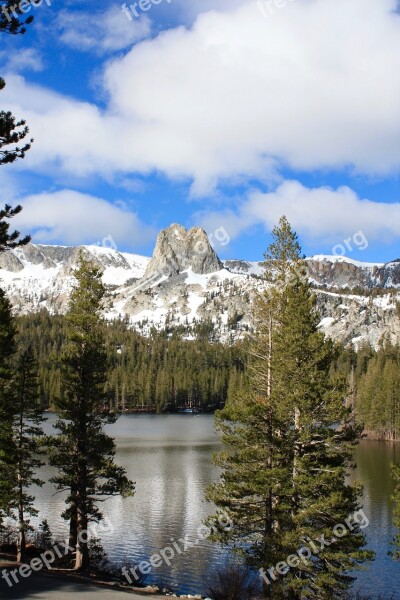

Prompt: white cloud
[
  {"left": 0, "top": 48, "right": 44, "bottom": 73},
  {"left": 195, "top": 181, "right": 400, "bottom": 246},
  {"left": 0, "top": 167, "right": 20, "bottom": 203},
  {"left": 12, "top": 189, "right": 154, "bottom": 248},
  {"left": 56, "top": 6, "right": 151, "bottom": 54},
  {"left": 2, "top": 0, "right": 400, "bottom": 191}
]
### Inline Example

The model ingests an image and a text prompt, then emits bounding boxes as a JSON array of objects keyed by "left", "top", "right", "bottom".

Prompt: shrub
[{"left": 204, "top": 562, "right": 260, "bottom": 600}]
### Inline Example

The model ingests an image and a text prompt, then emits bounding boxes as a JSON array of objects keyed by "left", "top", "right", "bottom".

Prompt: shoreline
[
  {"left": 363, "top": 430, "right": 400, "bottom": 443},
  {"left": 0, "top": 557, "right": 203, "bottom": 599},
  {"left": 44, "top": 410, "right": 400, "bottom": 441}
]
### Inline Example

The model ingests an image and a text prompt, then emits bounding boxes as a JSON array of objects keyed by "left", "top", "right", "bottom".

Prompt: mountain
[
  {"left": 0, "top": 225, "right": 399, "bottom": 349},
  {"left": 144, "top": 224, "right": 223, "bottom": 279}
]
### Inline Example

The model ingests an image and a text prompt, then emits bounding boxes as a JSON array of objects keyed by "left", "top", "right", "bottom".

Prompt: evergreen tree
[
  {"left": 0, "top": 86, "right": 32, "bottom": 250},
  {"left": 207, "top": 217, "right": 372, "bottom": 599},
  {"left": 10, "top": 346, "right": 44, "bottom": 562},
  {"left": 0, "top": 1, "right": 33, "bottom": 250},
  {"left": 0, "top": 203, "right": 31, "bottom": 251},
  {"left": 15, "top": 310, "right": 245, "bottom": 413},
  {"left": 48, "top": 256, "right": 134, "bottom": 572},
  {"left": 0, "top": 2, "right": 54, "bottom": 541},
  {"left": 355, "top": 341, "right": 400, "bottom": 440},
  {"left": 0, "top": 287, "right": 15, "bottom": 516}
]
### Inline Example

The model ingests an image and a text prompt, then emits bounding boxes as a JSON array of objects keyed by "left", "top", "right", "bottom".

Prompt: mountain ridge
[{"left": 0, "top": 224, "right": 399, "bottom": 349}]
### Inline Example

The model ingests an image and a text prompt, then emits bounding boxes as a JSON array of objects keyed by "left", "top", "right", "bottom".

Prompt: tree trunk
[
  {"left": 262, "top": 309, "right": 274, "bottom": 599},
  {"left": 69, "top": 495, "right": 78, "bottom": 553},
  {"left": 17, "top": 415, "right": 26, "bottom": 565},
  {"left": 292, "top": 406, "right": 300, "bottom": 515},
  {"left": 17, "top": 501, "right": 26, "bottom": 564},
  {"left": 267, "top": 313, "right": 272, "bottom": 399},
  {"left": 74, "top": 504, "right": 90, "bottom": 572}
]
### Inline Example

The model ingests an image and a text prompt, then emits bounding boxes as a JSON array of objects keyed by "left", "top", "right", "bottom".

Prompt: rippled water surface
[{"left": 33, "top": 414, "right": 400, "bottom": 597}]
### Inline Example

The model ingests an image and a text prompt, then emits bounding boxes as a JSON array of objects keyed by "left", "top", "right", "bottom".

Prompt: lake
[{"left": 32, "top": 414, "right": 400, "bottom": 597}]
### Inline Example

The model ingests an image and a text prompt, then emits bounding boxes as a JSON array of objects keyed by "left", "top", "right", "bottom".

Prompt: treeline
[
  {"left": 332, "top": 341, "right": 400, "bottom": 441},
  {"left": 315, "top": 286, "right": 400, "bottom": 298},
  {"left": 15, "top": 310, "right": 400, "bottom": 435},
  {"left": 16, "top": 310, "right": 247, "bottom": 413}
]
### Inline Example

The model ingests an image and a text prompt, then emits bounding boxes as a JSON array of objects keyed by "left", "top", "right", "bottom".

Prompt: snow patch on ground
[{"left": 318, "top": 317, "right": 336, "bottom": 329}]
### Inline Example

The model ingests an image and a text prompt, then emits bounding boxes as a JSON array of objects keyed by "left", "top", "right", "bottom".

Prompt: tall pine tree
[
  {"left": 0, "top": 287, "right": 15, "bottom": 516},
  {"left": 207, "top": 217, "right": 372, "bottom": 599},
  {"left": 0, "top": 0, "right": 33, "bottom": 525},
  {"left": 48, "top": 255, "right": 134, "bottom": 572},
  {"left": 9, "top": 346, "right": 44, "bottom": 562},
  {"left": 0, "top": 0, "right": 33, "bottom": 251}
]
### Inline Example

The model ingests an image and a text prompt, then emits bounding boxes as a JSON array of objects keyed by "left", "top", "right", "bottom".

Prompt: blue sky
[{"left": 0, "top": 0, "right": 399, "bottom": 263}]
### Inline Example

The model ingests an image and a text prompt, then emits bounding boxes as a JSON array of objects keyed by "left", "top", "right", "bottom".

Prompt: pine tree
[
  {"left": 207, "top": 217, "right": 372, "bottom": 599},
  {"left": 0, "top": 287, "right": 16, "bottom": 516},
  {"left": 0, "top": 203, "right": 31, "bottom": 251},
  {"left": 0, "top": 0, "right": 33, "bottom": 251},
  {"left": 355, "top": 341, "right": 400, "bottom": 440},
  {"left": 0, "top": 81, "right": 32, "bottom": 251},
  {"left": 48, "top": 255, "right": 134, "bottom": 572},
  {"left": 10, "top": 346, "right": 44, "bottom": 562}
]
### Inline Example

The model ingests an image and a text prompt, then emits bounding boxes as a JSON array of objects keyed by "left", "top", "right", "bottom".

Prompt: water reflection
[
  {"left": 31, "top": 415, "right": 400, "bottom": 596},
  {"left": 34, "top": 415, "right": 227, "bottom": 594},
  {"left": 350, "top": 441, "right": 400, "bottom": 597}
]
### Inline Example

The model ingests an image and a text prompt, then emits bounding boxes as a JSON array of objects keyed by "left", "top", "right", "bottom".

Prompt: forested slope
[
  {"left": 16, "top": 311, "right": 400, "bottom": 439},
  {"left": 16, "top": 311, "right": 246, "bottom": 413}
]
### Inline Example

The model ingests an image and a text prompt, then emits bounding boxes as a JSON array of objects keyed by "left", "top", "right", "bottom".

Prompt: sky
[{"left": 0, "top": 0, "right": 399, "bottom": 263}]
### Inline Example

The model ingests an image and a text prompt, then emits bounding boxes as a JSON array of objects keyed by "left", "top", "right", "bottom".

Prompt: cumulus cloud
[
  {"left": 12, "top": 190, "right": 154, "bottom": 248},
  {"left": 2, "top": 0, "right": 400, "bottom": 191},
  {"left": 56, "top": 6, "right": 151, "bottom": 54},
  {"left": 0, "top": 168, "right": 21, "bottom": 203},
  {"left": 195, "top": 181, "right": 400, "bottom": 247}
]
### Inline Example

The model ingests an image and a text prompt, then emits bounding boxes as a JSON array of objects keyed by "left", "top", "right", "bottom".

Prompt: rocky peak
[{"left": 144, "top": 224, "right": 223, "bottom": 280}]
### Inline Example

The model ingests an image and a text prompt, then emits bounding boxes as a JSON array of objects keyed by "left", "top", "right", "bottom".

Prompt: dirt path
[{"left": 0, "top": 565, "right": 171, "bottom": 600}]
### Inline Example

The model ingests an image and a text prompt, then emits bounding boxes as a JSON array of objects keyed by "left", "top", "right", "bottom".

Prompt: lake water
[{"left": 32, "top": 414, "right": 400, "bottom": 597}]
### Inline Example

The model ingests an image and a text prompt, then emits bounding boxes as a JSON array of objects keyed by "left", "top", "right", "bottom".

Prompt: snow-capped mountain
[{"left": 0, "top": 224, "right": 399, "bottom": 349}]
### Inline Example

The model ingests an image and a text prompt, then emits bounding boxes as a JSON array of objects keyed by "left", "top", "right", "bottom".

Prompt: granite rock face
[
  {"left": 144, "top": 224, "right": 223, "bottom": 280},
  {"left": 0, "top": 227, "right": 399, "bottom": 349},
  {"left": 0, "top": 251, "right": 24, "bottom": 272},
  {"left": 306, "top": 257, "right": 400, "bottom": 290}
]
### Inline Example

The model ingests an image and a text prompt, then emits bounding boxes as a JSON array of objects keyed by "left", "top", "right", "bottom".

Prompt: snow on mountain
[
  {"left": 0, "top": 243, "right": 150, "bottom": 315},
  {"left": 310, "top": 255, "right": 385, "bottom": 269},
  {"left": 0, "top": 225, "right": 399, "bottom": 348}
]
